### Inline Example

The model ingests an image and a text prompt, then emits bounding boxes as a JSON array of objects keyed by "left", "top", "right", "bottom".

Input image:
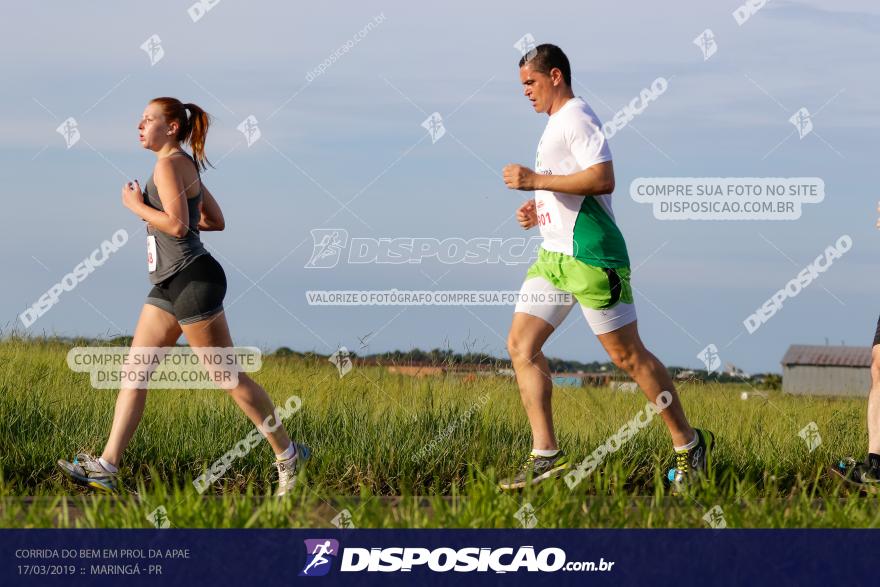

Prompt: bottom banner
[{"left": 1, "top": 529, "right": 872, "bottom": 586}]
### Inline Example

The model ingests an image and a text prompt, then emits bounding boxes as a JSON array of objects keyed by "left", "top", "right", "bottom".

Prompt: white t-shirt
[{"left": 533, "top": 97, "right": 629, "bottom": 268}]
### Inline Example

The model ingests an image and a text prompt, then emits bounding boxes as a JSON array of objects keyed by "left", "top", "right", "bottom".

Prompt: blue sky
[{"left": 1, "top": 0, "right": 878, "bottom": 373}]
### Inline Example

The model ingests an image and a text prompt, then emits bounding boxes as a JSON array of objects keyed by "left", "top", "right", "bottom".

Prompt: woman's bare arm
[
  {"left": 197, "top": 184, "right": 225, "bottom": 231},
  {"left": 123, "top": 158, "right": 191, "bottom": 238}
]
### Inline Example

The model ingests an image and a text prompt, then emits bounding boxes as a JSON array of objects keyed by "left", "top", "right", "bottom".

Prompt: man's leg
[
  {"left": 856, "top": 320, "right": 880, "bottom": 477},
  {"left": 867, "top": 345, "right": 880, "bottom": 454},
  {"left": 597, "top": 321, "right": 694, "bottom": 447},
  {"left": 499, "top": 275, "right": 577, "bottom": 490},
  {"left": 507, "top": 312, "right": 557, "bottom": 450},
  {"left": 834, "top": 340, "right": 880, "bottom": 485}
]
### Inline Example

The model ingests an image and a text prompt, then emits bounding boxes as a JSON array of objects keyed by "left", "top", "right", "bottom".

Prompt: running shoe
[
  {"left": 499, "top": 451, "right": 570, "bottom": 491},
  {"left": 57, "top": 452, "right": 119, "bottom": 494},
  {"left": 275, "top": 443, "right": 311, "bottom": 496},
  {"left": 667, "top": 429, "right": 714, "bottom": 494},
  {"left": 830, "top": 457, "right": 880, "bottom": 494}
]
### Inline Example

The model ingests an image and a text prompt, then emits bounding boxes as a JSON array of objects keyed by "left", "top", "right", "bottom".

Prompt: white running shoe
[{"left": 275, "top": 444, "right": 311, "bottom": 496}]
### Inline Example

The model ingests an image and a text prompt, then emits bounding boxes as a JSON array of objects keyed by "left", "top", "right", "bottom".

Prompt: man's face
[{"left": 519, "top": 63, "right": 555, "bottom": 114}]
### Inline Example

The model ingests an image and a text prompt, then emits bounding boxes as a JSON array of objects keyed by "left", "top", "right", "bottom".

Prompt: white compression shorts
[{"left": 514, "top": 276, "right": 637, "bottom": 335}]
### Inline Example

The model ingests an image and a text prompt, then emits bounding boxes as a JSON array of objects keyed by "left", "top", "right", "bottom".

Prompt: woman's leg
[
  {"left": 180, "top": 311, "right": 293, "bottom": 455},
  {"left": 101, "top": 304, "right": 182, "bottom": 466}
]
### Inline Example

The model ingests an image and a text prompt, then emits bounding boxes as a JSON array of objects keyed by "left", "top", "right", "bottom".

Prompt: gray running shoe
[
  {"left": 499, "top": 451, "right": 571, "bottom": 491},
  {"left": 57, "top": 452, "right": 119, "bottom": 493},
  {"left": 831, "top": 457, "right": 880, "bottom": 493}
]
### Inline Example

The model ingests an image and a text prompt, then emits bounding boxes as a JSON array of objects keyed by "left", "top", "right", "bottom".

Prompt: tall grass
[{"left": 0, "top": 337, "right": 875, "bottom": 528}]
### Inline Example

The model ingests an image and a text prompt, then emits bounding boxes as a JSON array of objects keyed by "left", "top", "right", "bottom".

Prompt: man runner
[
  {"left": 832, "top": 277, "right": 880, "bottom": 488},
  {"left": 499, "top": 43, "right": 713, "bottom": 491},
  {"left": 830, "top": 205, "right": 880, "bottom": 490}
]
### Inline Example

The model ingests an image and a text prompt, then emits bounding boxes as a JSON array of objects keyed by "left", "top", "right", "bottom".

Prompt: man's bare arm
[{"left": 502, "top": 161, "right": 615, "bottom": 197}]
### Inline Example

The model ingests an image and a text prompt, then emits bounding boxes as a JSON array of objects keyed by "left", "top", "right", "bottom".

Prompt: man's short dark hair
[{"left": 519, "top": 43, "right": 571, "bottom": 87}]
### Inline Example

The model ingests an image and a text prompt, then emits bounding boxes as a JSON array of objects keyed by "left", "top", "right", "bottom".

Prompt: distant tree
[
  {"left": 761, "top": 373, "right": 782, "bottom": 390},
  {"left": 274, "top": 346, "right": 296, "bottom": 357}
]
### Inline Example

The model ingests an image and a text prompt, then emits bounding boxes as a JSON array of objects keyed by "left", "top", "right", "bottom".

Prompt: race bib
[
  {"left": 535, "top": 193, "right": 559, "bottom": 230},
  {"left": 147, "top": 235, "right": 157, "bottom": 272}
]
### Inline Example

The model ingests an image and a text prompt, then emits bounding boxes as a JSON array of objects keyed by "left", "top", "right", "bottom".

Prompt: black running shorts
[{"left": 145, "top": 254, "right": 227, "bottom": 324}]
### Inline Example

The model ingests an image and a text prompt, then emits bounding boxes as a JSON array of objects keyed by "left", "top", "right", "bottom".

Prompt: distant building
[
  {"left": 552, "top": 374, "right": 583, "bottom": 387},
  {"left": 380, "top": 362, "right": 620, "bottom": 387},
  {"left": 382, "top": 362, "right": 496, "bottom": 378},
  {"left": 781, "top": 345, "right": 871, "bottom": 397},
  {"left": 724, "top": 362, "right": 749, "bottom": 379},
  {"left": 386, "top": 365, "right": 445, "bottom": 377},
  {"left": 551, "top": 372, "right": 616, "bottom": 387}
]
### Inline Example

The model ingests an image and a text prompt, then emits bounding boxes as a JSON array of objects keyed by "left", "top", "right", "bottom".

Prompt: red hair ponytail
[{"left": 150, "top": 97, "right": 213, "bottom": 172}]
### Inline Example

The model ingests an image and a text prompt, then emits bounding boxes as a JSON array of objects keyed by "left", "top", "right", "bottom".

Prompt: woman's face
[{"left": 138, "top": 103, "right": 176, "bottom": 150}]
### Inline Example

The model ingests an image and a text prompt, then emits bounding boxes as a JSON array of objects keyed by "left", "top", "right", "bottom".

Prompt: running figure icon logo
[
  {"left": 140, "top": 34, "right": 165, "bottom": 66},
  {"left": 702, "top": 505, "right": 727, "bottom": 529},
  {"left": 789, "top": 107, "right": 813, "bottom": 139},
  {"left": 798, "top": 421, "right": 822, "bottom": 452},
  {"left": 300, "top": 539, "right": 339, "bottom": 577},
  {"left": 514, "top": 502, "right": 538, "bottom": 528},
  {"left": 696, "top": 344, "right": 721, "bottom": 373},
  {"left": 693, "top": 29, "right": 717, "bottom": 61},
  {"left": 305, "top": 229, "right": 349, "bottom": 269},
  {"left": 237, "top": 115, "right": 262, "bottom": 147},
  {"left": 56, "top": 117, "right": 80, "bottom": 149},
  {"left": 421, "top": 112, "right": 446, "bottom": 143},
  {"left": 329, "top": 347, "right": 353, "bottom": 378},
  {"left": 331, "top": 509, "right": 356, "bottom": 529},
  {"left": 146, "top": 506, "right": 171, "bottom": 529},
  {"left": 513, "top": 33, "right": 537, "bottom": 60}
]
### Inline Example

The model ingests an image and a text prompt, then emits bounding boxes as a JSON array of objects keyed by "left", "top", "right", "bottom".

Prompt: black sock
[{"left": 867, "top": 453, "right": 880, "bottom": 470}]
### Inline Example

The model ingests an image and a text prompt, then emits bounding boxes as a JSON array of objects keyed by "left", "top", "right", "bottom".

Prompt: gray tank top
[{"left": 143, "top": 152, "right": 207, "bottom": 284}]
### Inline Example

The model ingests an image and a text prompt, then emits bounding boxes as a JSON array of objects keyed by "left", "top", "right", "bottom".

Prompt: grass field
[{"left": 2, "top": 336, "right": 879, "bottom": 529}]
